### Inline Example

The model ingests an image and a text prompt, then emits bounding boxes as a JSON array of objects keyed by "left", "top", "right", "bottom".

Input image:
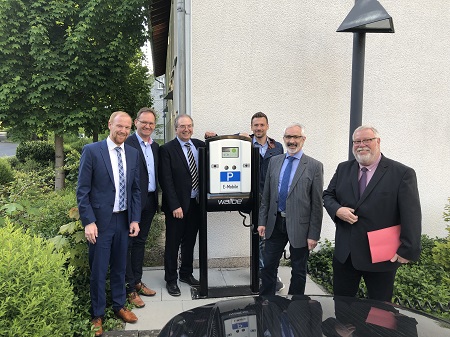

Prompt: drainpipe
[{"left": 177, "top": 0, "right": 186, "bottom": 114}]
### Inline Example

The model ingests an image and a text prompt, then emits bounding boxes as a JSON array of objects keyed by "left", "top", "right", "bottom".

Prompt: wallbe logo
[{"left": 217, "top": 198, "right": 243, "bottom": 205}]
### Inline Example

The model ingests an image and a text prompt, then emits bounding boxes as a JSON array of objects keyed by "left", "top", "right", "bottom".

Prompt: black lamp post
[{"left": 337, "top": 0, "right": 394, "bottom": 159}]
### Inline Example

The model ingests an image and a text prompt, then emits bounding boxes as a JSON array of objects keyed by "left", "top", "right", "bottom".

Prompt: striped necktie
[
  {"left": 115, "top": 147, "right": 126, "bottom": 210},
  {"left": 185, "top": 143, "right": 199, "bottom": 190}
]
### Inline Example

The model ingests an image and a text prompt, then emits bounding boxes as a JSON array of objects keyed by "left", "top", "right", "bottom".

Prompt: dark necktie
[
  {"left": 115, "top": 147, "right": 126, "bottom": 210},
  {"left": 185, "top": 143, "right": 199, "bottom": 190},
  {"left": 279, "top": 156, "right": 295, "bottom": 212},
  {"left": 359, "top": 167, "right": 368, "bottom": 199}
]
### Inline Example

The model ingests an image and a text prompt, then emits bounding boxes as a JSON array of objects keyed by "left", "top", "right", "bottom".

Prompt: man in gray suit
[{"left": 258, "top": 123, "right": 323, "bottom": 295}]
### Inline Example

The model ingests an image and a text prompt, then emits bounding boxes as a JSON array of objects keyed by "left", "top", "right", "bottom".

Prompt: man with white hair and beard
[
  {"left": 323, "top": 125, "right": 422, "bottom": 302},
  {"left": 258, "top": 123, "right": 323, "bottom": 296}
]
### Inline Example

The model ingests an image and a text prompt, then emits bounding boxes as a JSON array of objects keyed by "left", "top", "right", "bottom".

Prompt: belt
[
  {"left": 278, "top": 211, "right": 286, "bottom": 218},
  {"left": 113, "top": 210, "right": 127, "bottom": 214}
]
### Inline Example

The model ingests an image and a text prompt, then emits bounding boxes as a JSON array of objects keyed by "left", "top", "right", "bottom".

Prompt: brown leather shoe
[
  {"left": 135, "top": 282, "right": 156, "bottom": 296},
  {"left": 91, "top": 317, "right": 103, "bottom": 336},
  {"left": 115, "top": 307, "right": 138, "bottom": 323},
  {"left": 128, "top": 291, "right": 145, "bottom": 308}
]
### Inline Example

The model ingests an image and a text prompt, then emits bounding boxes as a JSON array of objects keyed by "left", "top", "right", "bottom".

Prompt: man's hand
[
  {"left": 204, "top": 131, "right": 217, "bottom": 139},
  {"left": 257, "top": 225, "right": 265, "bottom": 237},
  {"left": 129, "top": 221, "right": 140, "bottom": 237},
  {"left": 85, "top": 223, "right": 98, "bottom": 244},
  {"left": 336, "top": 207, "right": 358, "bottom": 224},
  {"left": 173, "top": 207, "right": 183, "bottom": 219},
  {"left": 307, "top": 239, "right": 318, "bottom": 251},
  {"left": 390, "top": 254, "right": 410, "bottom": 264}
]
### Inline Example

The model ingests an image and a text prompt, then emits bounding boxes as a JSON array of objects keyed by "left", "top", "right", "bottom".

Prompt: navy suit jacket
[
  {"left": 77, "top": 139, "right": 141, "bottom": 230},
  {"left": 159, "top": 137, "right": 205, "bottom": 214},
  {"left": 323, "top": 155, "right": 422, "bottom": 272},
  {"left": 125, "top": 133, "right": 159, "bottom": 210}
]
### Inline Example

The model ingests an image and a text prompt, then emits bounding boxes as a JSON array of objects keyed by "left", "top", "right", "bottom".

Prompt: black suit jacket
[
  {"left": 159, "top": 137, "right": 205, "bottom": 214},
  {"left": 125, "top": 133, "right": 159, "bottom": 210},
  {"left": 323, "top": 155, "right": 421, "bottom": 272}
]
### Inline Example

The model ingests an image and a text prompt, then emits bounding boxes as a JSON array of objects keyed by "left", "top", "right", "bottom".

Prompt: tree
[{"left": 0, "top": 0, "right": 152, "bottom": 189}]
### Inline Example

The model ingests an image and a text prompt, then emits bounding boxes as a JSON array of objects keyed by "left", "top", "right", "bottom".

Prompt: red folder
[
  {"left": 367, "top": 225, "right": 401, "bottom": 263},
  {"left": 365, "top": 307, "right": 398, "bottom": 329}
]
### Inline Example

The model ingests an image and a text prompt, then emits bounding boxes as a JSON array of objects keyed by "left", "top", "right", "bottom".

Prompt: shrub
[
  {"left": 0, "top": 221, "right": 74, "bottom": 336},
  {"left": 0, "top": 158, "right": 14, "bottom": 185},
  {"left": 16, "top": 141, "right": 54, "bottom": 166},
  {"left": 432, "top": 198, "right": 450, "bottom": 272}
]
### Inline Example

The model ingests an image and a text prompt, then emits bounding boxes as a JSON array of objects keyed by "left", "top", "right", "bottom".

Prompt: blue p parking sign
[{"left": 220, "top": 171, "right": 241, "bottom": 182}]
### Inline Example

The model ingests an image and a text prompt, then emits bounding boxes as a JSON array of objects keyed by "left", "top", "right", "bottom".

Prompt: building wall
[{"left": 166, "top": 1, "right": 450, "bottom": 261}]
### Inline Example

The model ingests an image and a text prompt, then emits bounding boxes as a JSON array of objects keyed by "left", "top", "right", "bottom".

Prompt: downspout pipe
[{"left": 177, "top": 0, "right": 186, "bottom": 114}]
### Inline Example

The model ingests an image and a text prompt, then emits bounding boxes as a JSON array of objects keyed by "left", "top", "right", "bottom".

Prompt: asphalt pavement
[{"left": 0, "top": 141, "right": 18, "bottom": 157}]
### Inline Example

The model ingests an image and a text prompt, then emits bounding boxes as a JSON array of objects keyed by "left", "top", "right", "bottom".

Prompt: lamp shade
[{"left": 337, "top": 0, "right": 394, "bottom": 33}]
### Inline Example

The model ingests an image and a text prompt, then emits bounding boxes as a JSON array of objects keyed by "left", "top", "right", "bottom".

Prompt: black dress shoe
[
  {"left": 166, "top": 282, "right": 181, "bottom": 296},
  {"left": 179, "top": 275, "right": 200, "bottom": 286}
]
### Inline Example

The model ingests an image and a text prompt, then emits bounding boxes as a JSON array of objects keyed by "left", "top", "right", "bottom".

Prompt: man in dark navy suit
[
  {"left": 77, "top": 111, "right": 141, "bottom": 335},
  {"left": 323, "top": 125, "right": 421, "bottom": 302},
  {"left": 124, "top": 107, "right": 159, "bottom": 308},
  {"left": 159, "top": 114, "right": 205, "bottom": 296}
]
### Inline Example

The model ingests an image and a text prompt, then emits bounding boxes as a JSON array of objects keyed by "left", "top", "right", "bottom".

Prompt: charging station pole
[{"left": 196, "top": 135, "right": 260, "bottom": 299}]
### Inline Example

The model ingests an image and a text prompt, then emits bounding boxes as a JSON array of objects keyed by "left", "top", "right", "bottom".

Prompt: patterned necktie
[
  {"left": 279, "top": 156, "right": 295, "bottom": 212},
  {"left": 185, "top": 143, "right": 199, "bottom": 190},
  {"left": 359, "top": 167, "right": 368, "bottom": 199},
  {"left": 115, "top": 147, "right": 126, "bottom": 210}
]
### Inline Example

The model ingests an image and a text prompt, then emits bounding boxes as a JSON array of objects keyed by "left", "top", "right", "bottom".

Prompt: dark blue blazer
[{"left": 77, "top": 139, "right": 141, "bottom": 230}]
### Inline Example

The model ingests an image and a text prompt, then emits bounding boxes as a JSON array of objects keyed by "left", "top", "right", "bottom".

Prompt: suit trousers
[
  {"left": 333, "top": 255, "right": 397, "bottom": 302},
  {"left": 164, "top": 198, "right": 200, "bottom": 283},
  {"left": 89, "top": 211, "right": 129, "bottom": 318},
  {"left": 126, "top": 192, "right": 157, "bottom": 293},
  {"left": 260, "top": 214, "right": 309, "bottom": 296}
]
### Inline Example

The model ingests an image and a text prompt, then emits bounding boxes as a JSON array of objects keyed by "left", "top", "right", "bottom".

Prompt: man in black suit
[
  {"left": 124, "top": 107, "right": 159, "bottom": 308},
  {"left": 323, "top": 125, "right": 421, "bottom": 301},
  {"left": 159, "top": 114, "right": 206, "bottom": 296}
]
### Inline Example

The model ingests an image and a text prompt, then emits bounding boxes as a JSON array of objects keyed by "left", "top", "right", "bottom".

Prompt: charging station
[{"left": 195, "top": 135, "right": 260, "bottom": 298}]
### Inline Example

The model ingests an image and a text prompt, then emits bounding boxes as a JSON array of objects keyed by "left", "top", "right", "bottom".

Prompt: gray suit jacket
[{"left": 259, "top": 153, "right": 324, "bottom": 248}]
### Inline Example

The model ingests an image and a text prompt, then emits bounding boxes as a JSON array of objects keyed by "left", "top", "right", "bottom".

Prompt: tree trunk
[
  {"left": 54, "top": 134, "right": 65, "bottom": 191},
  {"left": 93, "top": 131, "right": 99, "bottom": 143}
]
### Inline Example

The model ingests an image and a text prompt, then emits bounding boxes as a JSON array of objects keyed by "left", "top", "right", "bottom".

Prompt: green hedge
[
  {"left": 0, "top": 222, "right": 74, "bottom": 336},
  {"left": 16, "top": 141, "right": 54, "bottom": 166},
  {"left": 0, "top": 158, "right": 14, "bottom": 185}
]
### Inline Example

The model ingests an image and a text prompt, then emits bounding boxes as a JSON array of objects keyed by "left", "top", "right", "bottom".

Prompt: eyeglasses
[
  {"left": 283, "top": 135, "right": 305, "bottom": 140},
  {"left": 352, "top": 137, "right": 377, "bottom": 145},
  {"left": 177, "top": 124, "right": 193, "bottom": 130},
  {"left": 137, "top": 120, "right": 155, "bottom": 127}
]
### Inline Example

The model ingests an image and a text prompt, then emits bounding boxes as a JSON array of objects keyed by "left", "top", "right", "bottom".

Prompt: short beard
[{"left": 353, "top": 150, "right": 373, "bottom": 165}]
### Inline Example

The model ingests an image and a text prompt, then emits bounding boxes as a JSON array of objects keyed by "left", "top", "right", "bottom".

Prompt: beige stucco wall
[{"left": 168, "top": 1, "right": 450, "bottom": 261}]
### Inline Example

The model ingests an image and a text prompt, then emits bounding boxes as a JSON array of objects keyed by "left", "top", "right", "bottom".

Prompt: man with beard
[
  {"left": 258, "top": 123, "right": 323, "bottom": 295},
  {"left": 323, "top": 125, "right": 421, "bottom": 301}
]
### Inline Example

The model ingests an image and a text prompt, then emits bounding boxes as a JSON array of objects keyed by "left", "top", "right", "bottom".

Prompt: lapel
[
  {"left": 355, "top": 156, "right": 389, "bottom": 210},
  {"left": 131, "top": 134, "right": 148, "bottom": 174},
  {"left": 272, "top": 155, "right": 285, "bottom": 199},
  {"left": 288, "top": 154, "right": 307, "bottom": 198},
  {"left": 124, "top": 144, "right": 135, "bottom": 186},
  {"left": 174, "top": 138, "right": 190, "bottom": 172},
  {"left": 100, "top": 140, "right": 114, "bottom": 184}
]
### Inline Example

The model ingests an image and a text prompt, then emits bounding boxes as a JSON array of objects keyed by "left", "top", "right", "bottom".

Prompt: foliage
[
  {"left": 0, "top": 0, "right": 153, "bottom": 189},
  {"left": 0, "top": 221, "right": 74, "bottom": 336},
  {"left": 64, "top": 145, "right": 82, "bottom": 187},
  {"left": 0, "top": 157, "right": 14, "bottom": 185},
  {"left": 15, "top": 141, "right": 55, "bottom": 166},
  {"left": 49, "top": 207, "right": 123, "bottom": 336},
  {"left": 432, "top": 198, "right": 450, "bottom": 272}
]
